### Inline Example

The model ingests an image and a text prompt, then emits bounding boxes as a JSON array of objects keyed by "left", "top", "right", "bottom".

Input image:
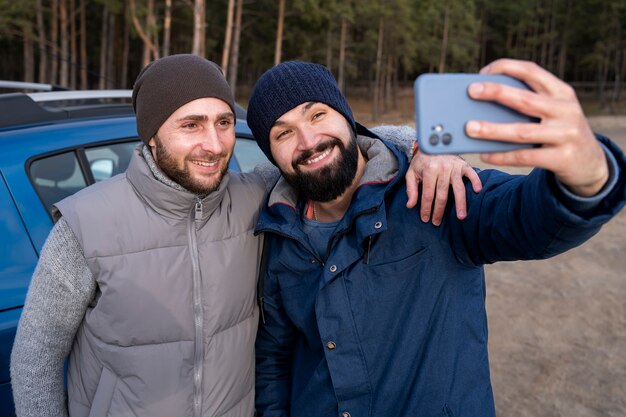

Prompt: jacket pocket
[{"left": 88, "top": 367, "right": 118, "bottom": 417}]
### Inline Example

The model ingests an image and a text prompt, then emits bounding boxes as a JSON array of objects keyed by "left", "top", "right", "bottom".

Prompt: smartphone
[{"left": 414, "top": 73, "right": 539, "bottom": 154}]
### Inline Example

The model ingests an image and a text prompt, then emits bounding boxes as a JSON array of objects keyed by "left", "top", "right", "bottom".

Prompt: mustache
[
  {"left": 186, "top": 151, "right": 228, "bottom": 163},
  {"left": 293, "top": 138, "right": 342, "bottom": 167}
]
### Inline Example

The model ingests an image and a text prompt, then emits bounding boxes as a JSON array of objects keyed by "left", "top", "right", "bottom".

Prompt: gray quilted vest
[{"left": 54, "top": 147, "right": 266, "bottom": 417}]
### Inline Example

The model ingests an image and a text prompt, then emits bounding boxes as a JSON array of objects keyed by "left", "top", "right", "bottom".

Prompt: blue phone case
[{"left": 414, "top": 73, "right": 538, "bottom": 154}]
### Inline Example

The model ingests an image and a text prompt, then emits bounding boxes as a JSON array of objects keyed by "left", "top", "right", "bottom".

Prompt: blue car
[{"left": 0, "top": 90, "right": 267, "bottom": 417}]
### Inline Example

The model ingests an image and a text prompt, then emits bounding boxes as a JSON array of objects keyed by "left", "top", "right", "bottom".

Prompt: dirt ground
[{"left": 351, "top": 94, "right": 626, "bottom": 417}]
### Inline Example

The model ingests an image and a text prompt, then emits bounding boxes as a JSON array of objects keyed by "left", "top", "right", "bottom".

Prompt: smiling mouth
[
  {"left": 190, "top": 160, "right": 219, "bottom": 167},
  {"left": 302, "top": 146, "right": 333, "bottom": 166}
]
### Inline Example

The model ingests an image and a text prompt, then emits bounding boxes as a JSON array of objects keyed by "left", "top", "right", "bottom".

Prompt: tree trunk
[
  {"left": 59, "top": 0, "right": 69, "bottom": 86},
  {"left": 148, "top": 0, "right": 160, "bottom": 57},
  {"left": 70, "top": 0, "right": 77, "bottom": 89},
  {"left": 325, "top": 26, "right": 333, "bottom": 70},
  {"left": 79, "top": 0, "right": 87, "bottom": 89},
  {"left": 557, "top": 0, "right": 573, "bottom": 79},
  {"left": 438, "top": 0, "right": 450, "bottom": 73},
  {"left": 163, "top": 0, "right": 172, "bottom": 57},
  {"left": 610, "top": 9, "right": 622, "bottom": 113},
  {"left": 274, "top": 0, "right": 285, "bottom": 66},
  {"left": 192, "top": 0, "right": 206, "bottom": 56},
  {"left": 479, "top": 7, "right": 487, "bottom": 68},
  {"left": 50, "top": 0, "right": 59, "bottom": 84},
  {"left": 121, "top": 4, "right": 130, "bottom": 88},
  {"left": 99, "top": 6, "right": 108, "bottom": 89},
  {"left": 383, "top": 53, "right": 393, "bottom": 113},
  {"left": 547, "top": 0, "right": 557, "bottom": 72},
  {"left": 227, "top": 0, "right": 243, "bottom": 96},
  {"left": 540, "top": 0, "right": 550, "bottom": 68},
  {"left": 129, "top": 0, "right": 159, "bottom": 67},
  {"left": 106, "top": 12, "right": 116, "bottom": 88},
  {"left": 338, "top": 17, "right": 347, "bottom": 92},
  {"left": 221, "top": 0, "right": 235, "bottom": 75},
  {"left": 372, "top": 16, "right": 384, "bottom": 122},
  {"left": 23, "top": 24, "right": 35, "bottom": 83},
  {"left": 531, "top": 0, "right": 540, "bottom": 62},
  {"left": 36, "top": 0, "right": 47, "bottom": 84}
]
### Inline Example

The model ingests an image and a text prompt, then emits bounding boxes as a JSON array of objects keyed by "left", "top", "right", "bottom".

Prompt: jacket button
[
  {"left": 329, "top": 264, "right": 337, "bottom": 272},
  {"left": 374, "top": 221, "right": 382, "bottom": 229},
  {"left": 326, "top": 341, "right": 336, "bottom": 350},
  {"left": 342, "top": 412, "right": 351, "bottom": 417}
]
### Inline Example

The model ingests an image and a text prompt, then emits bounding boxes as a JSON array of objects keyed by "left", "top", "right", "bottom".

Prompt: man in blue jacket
[{"left": 246, "top": 58, "right": 626, "bottom": 417}]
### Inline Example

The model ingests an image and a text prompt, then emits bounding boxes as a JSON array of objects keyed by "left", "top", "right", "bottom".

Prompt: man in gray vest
[{"left": 10, "top": 54, "right": 479, "bottom": 417}]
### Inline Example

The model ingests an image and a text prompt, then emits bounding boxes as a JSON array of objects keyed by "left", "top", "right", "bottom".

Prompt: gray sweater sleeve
[
  {"left": 370, "top": 125, "right": 416, "bottom": 160},
  {"left": 10, "top": 217, "right": 96, "bottom": 417},
  {"left": 253, "top": 162, "right": 281, "bottom": 195}
]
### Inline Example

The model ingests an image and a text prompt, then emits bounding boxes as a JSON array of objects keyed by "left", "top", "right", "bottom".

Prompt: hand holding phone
[{"left": 414, "top": 73, "right": 539, "bottom": 154}]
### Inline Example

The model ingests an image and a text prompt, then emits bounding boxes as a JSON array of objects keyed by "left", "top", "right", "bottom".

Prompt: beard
[
  {"left": 153, "top": 134, "right": 230, "bottom": 195},
  {"left": 282, "top": 133, "right": 359, "bottom": 202}
]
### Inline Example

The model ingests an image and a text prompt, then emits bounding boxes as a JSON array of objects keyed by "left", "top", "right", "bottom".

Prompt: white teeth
[
  {"left": 304, "top": 147, "right": 332, "bottom": 165},
  {"left": 191, "top": 160, "right": 218, "bottom": 167}
]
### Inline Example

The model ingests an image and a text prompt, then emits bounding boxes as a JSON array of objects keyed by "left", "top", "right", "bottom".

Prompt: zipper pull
[{"left": 194, "top": 198, "right": 203, "bottom": 222}]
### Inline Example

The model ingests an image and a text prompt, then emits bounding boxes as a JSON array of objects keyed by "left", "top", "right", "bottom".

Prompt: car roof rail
[
  {"left": 0, "top": 80, "right": 70, "bottom": 92},
  {"left": 0, "top": 91, "right": 135, "bottom": 129},
  {"left": 27, "top": 89, "right": 132, "bottom": 102}
]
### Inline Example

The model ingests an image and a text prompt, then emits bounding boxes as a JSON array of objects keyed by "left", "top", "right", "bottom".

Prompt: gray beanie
[
  {"left": 246, "top": 61, "right": 356, "bottom": 165},
  {"left": 132, "top": 54, "right": 235, "bottom": 144}
]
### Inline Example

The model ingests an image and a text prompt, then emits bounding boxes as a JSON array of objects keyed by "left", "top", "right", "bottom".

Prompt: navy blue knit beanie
[{"left": 247, "top": 61, "right": 356, "bottom": 165}]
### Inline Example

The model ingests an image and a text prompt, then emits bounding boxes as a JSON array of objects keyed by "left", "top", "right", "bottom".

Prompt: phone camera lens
[
  {"left": 442, "top": 133, "right": 452, "bottom": 145},
  {"left": 429, "top": 134, "right": 439, "bottom": 145}
]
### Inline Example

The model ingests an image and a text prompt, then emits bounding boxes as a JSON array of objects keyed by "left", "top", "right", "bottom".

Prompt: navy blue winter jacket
[{"left": 254, "top": 127, "right": 626, "bottom": 417}]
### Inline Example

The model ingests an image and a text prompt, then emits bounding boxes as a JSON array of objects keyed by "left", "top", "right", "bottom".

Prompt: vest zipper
[
  {"left": 189, "top": 197, "right": 204, "bottom": 417},
  {"left": 194, "top": 198, "right": 203, "bottom": 222}
]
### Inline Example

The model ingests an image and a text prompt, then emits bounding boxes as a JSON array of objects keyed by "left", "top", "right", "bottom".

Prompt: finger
[
  {"left": 462, "top": 165, "right": 482, "bottom": 193},
  {"left": 431, "top": 165, "right": 454, "bottom": 225},
  {"left": 480, "top": 59, "right": 575, "bottom": 100},
  {"left": 465, "top": 120, "right": 576, "bottom": 146},
  {"left": 405, "top": 170, "right": 420, "bottom": 209},
  {"left": 467, "top": 81, "right": 559, "bottom": 120},
  {"left": 479, "top": 145, "right": 566, "bottom": 169},
  {"left": 420, "top": 171, "right": 437, "bottom": 223},
  {"left": 451, "top": 168, "right": 468, "bottom": 220}
]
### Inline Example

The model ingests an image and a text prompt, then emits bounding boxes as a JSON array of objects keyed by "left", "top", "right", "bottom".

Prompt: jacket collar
[{"left": 126, "top": 144, "right": 230, "bottom": 222}]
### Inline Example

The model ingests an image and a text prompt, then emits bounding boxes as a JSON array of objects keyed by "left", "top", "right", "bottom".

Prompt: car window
[
  {"left": 234, "top": 137, "right": 268, "bottom": 172},
  {"left": 30, "top": 141, "right": 139, "bottom": 214},
  {"left": 30, "top": 151, "right": 88, "bottom": 212},
  {"left": 85, "top": 141, "right": 138, "bottom": 181},
  {"left": 29, "top": 137, "right": 264, "bottom": 215}
]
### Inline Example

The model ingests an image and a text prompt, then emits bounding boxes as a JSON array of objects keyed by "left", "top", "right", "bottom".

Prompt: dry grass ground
[{"left": 350, "top": 90, "right": 626, "bottom": 417}]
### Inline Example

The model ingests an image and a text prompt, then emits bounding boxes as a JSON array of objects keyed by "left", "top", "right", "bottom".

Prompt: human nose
[
  {"left": 199, "top": 126, "right": 224, "bottom": 154},
  {"left": 295, "top": 128, "right": 318, "bottom": 151}
]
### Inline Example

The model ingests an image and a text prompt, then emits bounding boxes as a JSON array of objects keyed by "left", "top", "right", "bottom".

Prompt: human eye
[
  {"left": 182, "top": 122, "right": 198, "bottom": 129},
  {"left": 274, "top": 129, "right": 292, "bottom": 141},
  {"left": 312, "top": 111, "right": 325, "bottom": 120}
]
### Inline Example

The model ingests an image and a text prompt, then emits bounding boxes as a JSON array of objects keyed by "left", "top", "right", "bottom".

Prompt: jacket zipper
[
  {"left": 257, "top": 206, "right": 378, "bottom": 321},
  {"left": 189, "top": 197, "right": 204, "bottom": 417},
  {"left": 324, "top": 206, "right": 378, "bottom": 261}
]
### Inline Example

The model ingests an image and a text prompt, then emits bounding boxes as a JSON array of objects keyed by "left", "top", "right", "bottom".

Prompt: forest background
[
  {"left": 1, "top": 0, "right": 625, "bottom": 119},
  {"left": 1, "top": 1, "right": 626, "bottom": 417}
]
